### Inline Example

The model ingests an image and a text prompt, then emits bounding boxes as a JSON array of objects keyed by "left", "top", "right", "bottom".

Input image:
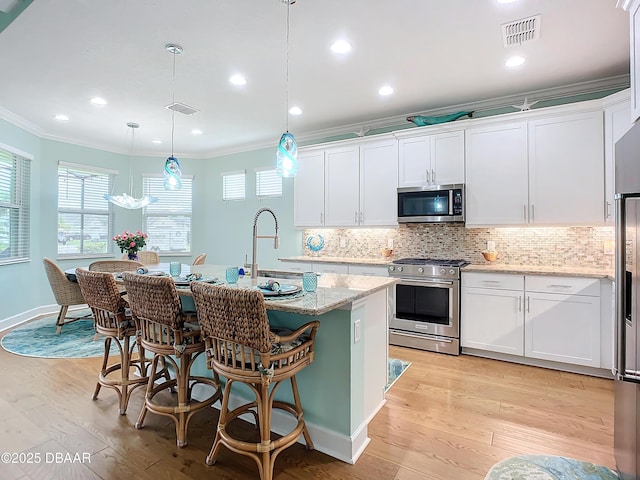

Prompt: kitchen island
[{"left": 181, "top": 265, "right": 397, "bottom": 464}]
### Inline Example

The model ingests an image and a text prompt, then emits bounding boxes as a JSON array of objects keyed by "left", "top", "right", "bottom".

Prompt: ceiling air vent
[
  {"left": 165, "top": 102, "right": 199, "bottom": 116},
  {"left": 502, "top": 15, "right": 541, "bottom": 47}
]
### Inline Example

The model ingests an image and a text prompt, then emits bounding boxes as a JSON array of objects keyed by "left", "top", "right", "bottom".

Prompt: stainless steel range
[{"left": 388, "top": 258, "right": 468, "bottom": 355}]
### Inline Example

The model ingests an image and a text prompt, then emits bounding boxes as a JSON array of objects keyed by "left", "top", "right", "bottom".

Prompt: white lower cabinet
[
  {"left": 348, "top": 264, "right": 389, "bottom": 276},
  {"left": 461, "top": 272, "right": 603, "bottom": 369}
]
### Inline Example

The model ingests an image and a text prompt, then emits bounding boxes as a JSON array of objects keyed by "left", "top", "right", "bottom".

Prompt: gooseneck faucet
[{"left": 251, "top": 208, "right": 279, "bottom": 279}]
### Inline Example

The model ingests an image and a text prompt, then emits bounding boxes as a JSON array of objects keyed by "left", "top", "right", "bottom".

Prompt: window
[
  {"left": 255, "top": 167, "right": 282, "bottom": 198},
  {"left": 0, "top": 146, "right": 31, "bottom": 264},
  {"left": 57, "top": 162, "right": 114, "bottom": 258},
  {"left": 143, "top": 174, "right": 192, "bottom": 254},
  {"left": 222, "top": 170, "right": 245, "bottom": 201}
]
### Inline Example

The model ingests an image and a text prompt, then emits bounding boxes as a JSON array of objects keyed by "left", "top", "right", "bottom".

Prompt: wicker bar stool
[
  {"left": 89, "top": 259, "right": 143, "bottom": 273},
  {"left": 192, "top": 253, "right": 207, "bottom": 265},
  {"left": 122, "top": 272, "right": 222, "bottom": 447},
  {"left": 190, "top": 282, "right": 320, "bottom": 480},
  {"left": 42, "top": 257, "right": 90, "bottom": 334},
  {"left": 75, "top": 268, "right": 152, "bottom": 415}
]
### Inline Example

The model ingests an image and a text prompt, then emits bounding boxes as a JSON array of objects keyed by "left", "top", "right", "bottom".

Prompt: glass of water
[
  {"left": 169, "top": 262, "right": 181, "bottom": 277},
  {"left": 225, "top": 266, "right": 239, "bottom": 284},
  {"left": 302, "top": 272, "right": 317, "bottom": 292}
]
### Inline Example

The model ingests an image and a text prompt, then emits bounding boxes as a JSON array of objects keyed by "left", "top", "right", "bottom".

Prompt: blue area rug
[
  {"left": 386, "top": 358, "right": 411, "bottom": 392},
  {"left": 485, "top": 455, "right": 619, "bottom": 479},
  {"left": 1, "top": 310, "right": 117, "bottom": 359}
]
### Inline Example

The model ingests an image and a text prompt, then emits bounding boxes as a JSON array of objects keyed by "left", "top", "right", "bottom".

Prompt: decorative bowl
[
  {"left": 482, "top": 251, "right": 499, "bottom": 262},
  {"left": 381, "top": 248, "right": 393, "bottom": 258}
]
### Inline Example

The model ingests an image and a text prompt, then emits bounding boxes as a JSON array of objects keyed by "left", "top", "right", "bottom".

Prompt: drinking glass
[
  {"left": 226, "top": 266, "right": 239, "bottom": 284},
  {"left": 169, "top": 262, "right": 181, "bottom": 277},
  {"left": 302, "top": 272, "right": 317, "bottom": 292}
]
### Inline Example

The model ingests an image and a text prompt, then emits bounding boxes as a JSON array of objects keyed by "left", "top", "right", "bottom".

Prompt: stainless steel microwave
[{"left": 397, "top": 184, "right": 465, "bottom": 223}]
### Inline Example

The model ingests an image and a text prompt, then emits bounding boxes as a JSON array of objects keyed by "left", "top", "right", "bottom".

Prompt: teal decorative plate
[{"left": 306, "top": 234, "right": 325, "bottom": 252}]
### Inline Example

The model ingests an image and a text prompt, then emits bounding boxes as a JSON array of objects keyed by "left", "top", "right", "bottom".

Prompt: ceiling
[{"left": 0, "top": 0, "right": 631, "bottom": 158}]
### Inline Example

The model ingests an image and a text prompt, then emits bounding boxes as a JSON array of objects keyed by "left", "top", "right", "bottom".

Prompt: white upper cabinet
[
  {"left": 619, "top": 0, "right": 640, "bottom": 122},
  {"left": 465, "top": 103, "right": 605, "bottom": 226},
  {"left": 528, "top": 110, "right": 604, "bottom": 225},
  {"left": 294, "top": 135, "right": 398, "bottom": 228},
  {"left": 325, "top": 144, "right": 360, "bottom": 226},
  {"left": 397, "top": 129, "right": 464, "bottom": 187},
  {"left": 465, "top": 122, "right": 529, "bottom": 225},
  {"left": 603, "top": 90, "right": 632, "bottom": 223},
  {"left": 294, "top": 149, "right": 325, "bottom": 227}
]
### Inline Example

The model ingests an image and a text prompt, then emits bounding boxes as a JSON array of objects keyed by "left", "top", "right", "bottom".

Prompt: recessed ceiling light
[
  {"left": 151, "top": 139, "right": 163, "bottom": 144},
  {"left": 505, "top": 55, "right": 525, "bottom": 67},
  {"left": 230, "top": 74, "right": 247, "bottom": 86},
  {"left": 330, "top": 39, "right": 352, "bottom": 54},
  {"left": 191, "top": 129, "right": 203, "bottom": 135},
  {"left": 497, "top": 0, "right": 518, "bottom": 3},
  {"left": 54, "top": 114, "right": 69, "bottom": 121},
  {"left": 90, "top": 97, "right": 107, "bottom": 105},
  {"left": 289, "top": 106, "right": 302, "bottom": 116},
  {"left": 378, "top": 85, "right": 394, "bottom": 96}
]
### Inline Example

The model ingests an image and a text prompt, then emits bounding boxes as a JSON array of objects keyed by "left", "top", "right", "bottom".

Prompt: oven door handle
[{"left": 397, "top": 278, "right": 455, "bottom": 287}]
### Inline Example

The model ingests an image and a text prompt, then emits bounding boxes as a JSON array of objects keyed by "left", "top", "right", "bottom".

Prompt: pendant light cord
[
  {"left": 286, "top": 0, "right": 290, "bottom": 133},
  {"left": 171, "top": 49, "right": 177, "bottom": 157}
]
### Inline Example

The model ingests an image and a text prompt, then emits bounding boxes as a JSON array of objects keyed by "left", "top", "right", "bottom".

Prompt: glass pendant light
[
  {"left": 164, "top": 43, "right": 183, "bottom": 190},
  {"left": 105, "top": 122, "right": 158, "bottom": 209},
  {"left": 276, "top": 0, "right": 298, "bottom": 177}
]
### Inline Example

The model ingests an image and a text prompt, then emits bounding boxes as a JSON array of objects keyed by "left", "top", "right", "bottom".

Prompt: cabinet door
[
  {"left": 465, "top": 122, "right": 529, "bottom": 225},
  {"left": 398, "top": 136, "right": 430, "bottom": 187},
  {"left": 360, "top": 138, "right": 398, "bottom": 226},
  {"left": 631, "top": 4, "right": 640, "bottom": 123},
  {"left": 461, "top": 287, "right": 524, "bottom": 355},
  {"left": 528, "top": 111, "right": 604, "bottom": 225},
  {"left": 604, "top": 98, "right": 632, "bottom": 223},
  {"left": 294, "top": 150, "right": 325, "bottom": 227},
  {"left": 325, "top": 145, "right": 360, "bottom": 226},
  {"left": 431, "top": 130, "right": 465, "bottom": 185},
  {"left": 525, "top": 292, "right": 600, "bottom": 367}
]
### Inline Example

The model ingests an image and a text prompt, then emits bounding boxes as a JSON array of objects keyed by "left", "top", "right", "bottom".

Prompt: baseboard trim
[
  {"left": 0, "top": 304, "right": 88, "bottom": 332},
  {"left": 191, "top": 384, "right": 370, "bottom": 464}
]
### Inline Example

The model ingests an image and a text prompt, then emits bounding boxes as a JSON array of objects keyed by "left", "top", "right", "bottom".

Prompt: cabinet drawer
[
  {"left": 279, "top": 262, "right": 313, "bottom": 273},
  {"left": 348, "top": 264, "right": 388, "bottom": 276},
  {"left": 462, "top": 272, "right": 524, "bottom": 290},
  {"left": 313, "top": 263, "right": 349, "bottom": 274},
  {"left": 525, "top": 275, "right": 600, "bottom": 296}
]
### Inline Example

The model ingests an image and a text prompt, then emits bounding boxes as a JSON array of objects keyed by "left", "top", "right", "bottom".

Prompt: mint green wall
[{"left": 201, "top": 147, "right": 302, "bottom": 270}]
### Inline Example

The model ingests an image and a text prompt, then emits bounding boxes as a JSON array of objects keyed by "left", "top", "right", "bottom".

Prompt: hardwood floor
[{"left": 0, "top": 337, "right": 614, "bottom": 480}]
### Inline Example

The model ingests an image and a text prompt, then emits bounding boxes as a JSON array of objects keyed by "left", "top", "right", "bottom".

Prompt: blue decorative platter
[{"left": 306, "top": 234, "right": 325, "bottom": 252}]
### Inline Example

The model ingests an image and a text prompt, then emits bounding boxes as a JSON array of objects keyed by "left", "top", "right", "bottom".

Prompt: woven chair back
[
  {"left": 42, "top": 257, "right": 86, "bottom": 306},
  {"left": 191, "top": 282, "right": 271, "bottom": 354},
  {"left": 122, "top": 272, "right": 183, "bottom": 330},
  {"left": 192, "top": 253, "right": 206, "bottom": 265},
  {"left": 122, "top": 251, "right": 159, "bottom": 265},
  {"left": 76, "top": 268, "right": 129, "bottom": 332},
  {"left": 89, "top": 259, "right": 143, "bottom": 273}
]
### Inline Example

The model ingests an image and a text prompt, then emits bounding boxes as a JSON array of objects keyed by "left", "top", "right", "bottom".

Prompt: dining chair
[
  {"left": 121, "top": 272, "right": 222, "bottom": 447},
  {"left": 42, "top": 257, "right": 90, "bottom": 334},
  {"left": 89, "top": 259, "right": 143, "bottom": 273},
  {"left": 192, "top": 253, "right": 206, "bottom": 265},
  {"left": 75, "top": 268, "right": 156, "bottom": 415},
  {"left": 190, "top": 282, "right": 320, "bottom": 480},
  {"left": 121, "top": 251, "right": 159, "bottom": 265}
]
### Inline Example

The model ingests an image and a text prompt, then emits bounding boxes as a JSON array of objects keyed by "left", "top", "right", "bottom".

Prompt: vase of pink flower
[{"left": 113, "top": 230, "right": 148, "bottom": 260}]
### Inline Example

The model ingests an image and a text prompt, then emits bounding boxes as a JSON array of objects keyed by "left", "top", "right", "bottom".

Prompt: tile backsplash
[{"left": 302, "top": 224, "right": 615, "bottom": 269}]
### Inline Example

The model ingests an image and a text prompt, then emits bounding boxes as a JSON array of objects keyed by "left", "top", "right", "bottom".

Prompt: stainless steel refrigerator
[{"left": 614, "top": 120, "right": 640, "bottom": 480}]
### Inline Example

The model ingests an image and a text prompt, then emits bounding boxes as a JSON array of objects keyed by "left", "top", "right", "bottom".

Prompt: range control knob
[
  {"left": 389, "top": 266, "right": 395, "bottom": 272},
  {"left": 418, "top": 267, "right": 424, "bottom": 273},
  {"left": 397, "top": 266, "right": 403, "bottom": 272},
  {"left": 440, "top": 268, "right": 446, "bottom": 275},
  {"left": 449, "top": 269, "right": 455, "bottom": 275}
]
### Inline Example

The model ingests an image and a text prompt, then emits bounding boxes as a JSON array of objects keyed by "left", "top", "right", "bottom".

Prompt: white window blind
[
  {"left": 143, "top": 175, "right": 192, "bottom": 254},
  {"left": 0, "top": 148, "right": 30, "bottom": 264},
  {"left": 57, "top": 163, "right": 113, "bottom": 257},
  {"left": 222, "top": 170, "right": 245, "bottom": 201},
  {"left": 256, "top": 167, "right": 282, "bottom": 198}
]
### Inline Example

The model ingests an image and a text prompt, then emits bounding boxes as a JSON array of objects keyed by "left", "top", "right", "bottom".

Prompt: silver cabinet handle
[
  {"left": 606, "top": 201, "right": 611, "bottom": 219},
  {"left": 355, "top": 211, "right": 358, "bottom": 223},
  {"left": 426, "top": 169, "right": 430, "bottom": 184},
  {"left": 482, "top": 280, "right": 501, "bottom": 284},
  {"left": 359, "top": 211, "right": 364, "bottom": 223},
  {"left": 548, "top": 284, "right": 572, "bottom": 289},
  {"left": 518, "top": 296, "right": 522, "bottom": 313},
  {"left": 524, "top": 204, "right": 527, "bottom": 221},
  {"left": 320, "top": 213, "right": 324, "bottom": 224},
  {"left": 531, "top": 204, "right": 535, "bottom": 222},
  {"left": 526, "top": 296, "right": 530, "bottom": 313},
  {"left": 431, "top": 169, "right": 435, "bottom": 184}
]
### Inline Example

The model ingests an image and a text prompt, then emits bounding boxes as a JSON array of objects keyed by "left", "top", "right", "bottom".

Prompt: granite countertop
[
  {"left": 462, "top": 263, "right": 614, "bottom": 280},
  {"left": 279, "top": 255, "right": 391, "bottom": 266},
  {"left": 189, "top": 265, "right": 397, "bottom": 316}
]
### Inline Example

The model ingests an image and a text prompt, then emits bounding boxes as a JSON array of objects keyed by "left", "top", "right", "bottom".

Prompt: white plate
[{"left": 256, "top": 284, "right": 301, "bottom": 296}]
